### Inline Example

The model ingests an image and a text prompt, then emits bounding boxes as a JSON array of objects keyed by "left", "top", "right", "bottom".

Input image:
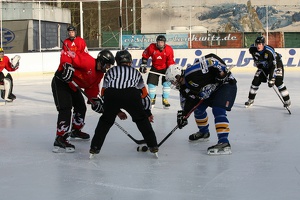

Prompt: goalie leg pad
[{"left": 2, "top": 78, "right": 12, "bottom": 101}]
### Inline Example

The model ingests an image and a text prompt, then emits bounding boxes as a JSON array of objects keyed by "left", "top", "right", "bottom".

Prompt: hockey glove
[
  {"left": 177, "top": 110, "right": 188, "bottom": 129},
  {"left": 91, "top": 97, "right": 104, "bottom": 113},
  {"left": 180, "top": 86, "right": 198, "bottom": 100},
  {"left": 139, "top": 64, "right": 147, "bottom": 74},
  {"left": 255, "top": 61, "right": 268, "bottom": 69},
  {"left": 268, "top": 78, "right": 275, "bottom": 88},
  {"left": 199, "top": 84, "right": 217, "bottom": 99},
  {"left": 11, "top": 55, "right": 21, "bottom": 69},
  {"left": 275, "top": 68, "right": 283, "bottom": 77},
  {"left": 61, "top": 63, "right": 75, "bottom": 82}
]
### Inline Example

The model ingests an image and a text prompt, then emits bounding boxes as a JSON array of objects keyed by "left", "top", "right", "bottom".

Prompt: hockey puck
[{"left": 137, "top": 145, "right": 148, "bottom": 152}]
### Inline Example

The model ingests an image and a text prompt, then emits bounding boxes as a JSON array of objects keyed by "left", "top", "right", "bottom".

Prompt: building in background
[{"left": 1, "top": 2, "right": 70, "bottom": 53}]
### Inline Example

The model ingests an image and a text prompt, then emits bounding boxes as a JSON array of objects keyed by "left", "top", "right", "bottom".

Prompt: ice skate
[
  {"left": 189, "top": 132, "right": 210, "bottom": 142},
  {"left": 151, "top": 96, "right": 156, "bottom": 109},
  {"left": 8, "top": 93, "right": 16, "bottom": 101},
  {"left": 207, "top": 142, "right": 232, "bottom": 155},
  {"left": 1, "top": 90, "right": 15, "bottom": 102},
  {"left": 53, "top": 135, "right": 75, "bottom": 153},
  {"left": 245, "top": 99, "right": 254, "bottom": 108},
  {"left": 162, "top": 98, "right": 170, "bottom": 109},
  {"left": 70, "top": 129, "right": 90, "bottom": 140},
  {"left": 284, "top": 100, "right": 291, "bottom": 108},
  {"left": 149, "top": 146, "right": 159, "bottom": 158},
  {"left": 89, "top": 146, "right": 100, "bottom": 159}
]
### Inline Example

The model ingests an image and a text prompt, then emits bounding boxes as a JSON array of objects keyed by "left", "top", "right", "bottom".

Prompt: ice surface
[{"left": 1, "top": 69, "right": 300, "bottom": 200}]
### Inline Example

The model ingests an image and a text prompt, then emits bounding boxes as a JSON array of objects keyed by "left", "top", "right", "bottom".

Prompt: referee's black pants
[{"left": 91, "top": 87, "right": 158, "bottom": 150}]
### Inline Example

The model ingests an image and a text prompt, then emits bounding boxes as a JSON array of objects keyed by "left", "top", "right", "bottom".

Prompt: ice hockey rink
[{"left": 1, "top": 68, "right": 300, "bottom": 200}]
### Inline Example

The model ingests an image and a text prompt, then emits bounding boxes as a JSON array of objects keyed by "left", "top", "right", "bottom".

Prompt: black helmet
[
  {"left": 115, "top": 50, "right": 132, "bottom": 66},
  {"left": 156, "top": 35, "right": 166, "bottom": 42},
  {"left": 97, "top": 49, "right": 115, "bottom": 65},
  {"left": 255, "top": 36, "right": 265, "bottom": 44},
  {"left": 67, "top": 25, "right": 76, "bottom": 31},
  {"left": 97, "top": 49, "right": 115, "bottom": 72}
]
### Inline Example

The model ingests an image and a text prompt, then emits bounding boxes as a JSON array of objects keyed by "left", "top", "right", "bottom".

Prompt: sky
[{"left": 0, "top": 69, "right": 300, "bottom": 200}]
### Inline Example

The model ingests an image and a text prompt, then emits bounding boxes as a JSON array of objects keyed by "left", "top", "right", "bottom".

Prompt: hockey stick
[
  {"left": 137, "top": 98, "right": 204, "bottom": 152},
  {"left": 113, "top": 121, "right": 146, "bottom": 145},
  {"left": 60, "top": 39, "right": 76, "bottom": 58},
  {"left": 260, "top": 70, "right": 291, "bottom": 114},
  {"left": 157, "top": 99, "right": 204, "bottom": 147},
  {"left": 71, "top": 81, "right": 146, "bottom": 145},
  {"left": 149, "top": 71, "right": 166, "bottom": 76}
]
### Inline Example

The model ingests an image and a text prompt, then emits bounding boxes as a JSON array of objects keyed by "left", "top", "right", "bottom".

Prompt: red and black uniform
[
  {"left": 142, "top": 42, "right": 175, "bottom": 103},
  {"left": 0, "top": 55, "right": 18, "bottom": 100},
  {"left": 62, "top": 36, "right": 88, "bottom": 54},
  {"left": 142, "top": 43, "right": 175, "bottom": 84},
  {"left": 0, "top": 55, "right": 17, "bottom": 73},
  {"left": 142, "top": 43, "right": 175, "bottom": 71},
  {"left": 52, "top": 51, "right": 104, "bottom": 136}
]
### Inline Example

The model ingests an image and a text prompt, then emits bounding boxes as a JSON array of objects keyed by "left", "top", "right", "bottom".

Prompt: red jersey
[
  {"left": 58, "top": 52, "right": 104, "bottom": 98},
  {"left": 0, "top": 55, "right": 17, "bottom": 72},
  {"left": 142, "top": 43, "right": 175, "bottom": 70},
  {"left": 62, "top": 37, "right": 88, "bottom": 54}
]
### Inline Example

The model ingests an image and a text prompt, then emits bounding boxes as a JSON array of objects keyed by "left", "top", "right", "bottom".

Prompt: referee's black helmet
[{"left": 115, "top": 50, "right": 132, "bottom": 66}]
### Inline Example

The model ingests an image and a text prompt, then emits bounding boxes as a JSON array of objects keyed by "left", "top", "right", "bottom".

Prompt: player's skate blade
[
  {"left": 52, "top": 146, "right": 75, "bottom": 153},
  {"left": 244, "top": 99, "right": 254, "bottom": 108},
  {"left": 207, "top": 143, "right": 232, "bottom": 155},
  {"left": 89, "top": 154, "right": 96, "bottom": 159}
]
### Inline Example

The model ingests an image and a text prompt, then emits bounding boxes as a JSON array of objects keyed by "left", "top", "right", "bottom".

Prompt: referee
[{"left": 90, "top": 50, "right": 159, "bottom": 156}]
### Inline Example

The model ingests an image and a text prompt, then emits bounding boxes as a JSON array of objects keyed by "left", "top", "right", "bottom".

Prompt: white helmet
[
  {"left": 165, "top": 64, "right": 183, "bottom": 89},
  {"left": 166, "top": 64, "right": 182, "bottom": 82}
]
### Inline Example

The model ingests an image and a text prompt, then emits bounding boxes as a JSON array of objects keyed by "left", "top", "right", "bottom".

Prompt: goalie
[{"left": 0, "top": 48, "right": 20, "bottom": 102}]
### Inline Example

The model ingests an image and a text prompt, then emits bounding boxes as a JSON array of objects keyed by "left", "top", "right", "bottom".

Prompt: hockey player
[
  {"left": 51, "top": 49, "right": 115, "bottom": 153},
  {"left": 245, "top": 36, "right": 291, "bottom": 108},
  {"left": 90, "top": 50, "right": 159, "bottom": 157},
  {"left": 0, "top": 47, "right": 20, "bottom": 102},
  {"left": 139, "top": 35, "right": 175, "bottom": 109},
  {"left": 165, "top": 54, "right": 237, "bottom": 155},
  {"left": 62, "top": 25, "right": 88, "bottom": 56}
]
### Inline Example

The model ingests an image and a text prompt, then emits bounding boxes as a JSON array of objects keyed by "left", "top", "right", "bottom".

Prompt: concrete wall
[{"left": 2, "top": 2, "right": 71, "bottom": 23}]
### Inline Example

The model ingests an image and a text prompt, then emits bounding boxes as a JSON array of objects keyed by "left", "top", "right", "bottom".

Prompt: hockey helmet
[
  {"left": 67, "top": 25, "right": 76, "bottom": 31},
  {"left": 115, "top": 50, "right": 132, "bottom": 66},
  {"left": 255, "top": 36, "right": 265, "bottom": 44},
  {"left": 156, "top": 35, "right": 166, "bottom": 50},
  {"left": 97, "top": 49, "right": 115, "bottom": 72},
  {"left": 165, "top": 64, "right": 183, "bottom": 89},
  {"left": 156, "top": 35, "right": 166, "bottom": 42}
]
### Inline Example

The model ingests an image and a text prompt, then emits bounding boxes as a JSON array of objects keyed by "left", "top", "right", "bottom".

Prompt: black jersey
[
  {"left": 184, "top": 54, "right": 235, "bottom": 93},
  {"left": 249, "top": 44, "right": 283, "bottom": 79}
]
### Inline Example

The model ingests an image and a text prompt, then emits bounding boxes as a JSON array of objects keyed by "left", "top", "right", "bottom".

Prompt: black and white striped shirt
[
  {"left": 103, "top": 65, "right": 151, "bottom": 111},
  {"left": 103, "top": 65, "right": 144, "bottom": 89}
]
